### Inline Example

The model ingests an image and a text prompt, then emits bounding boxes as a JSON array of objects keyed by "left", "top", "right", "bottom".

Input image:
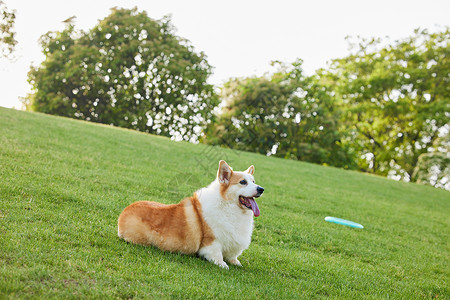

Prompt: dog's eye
[{"left": 240, "top": 180, "right": 247, "bottom": 185}]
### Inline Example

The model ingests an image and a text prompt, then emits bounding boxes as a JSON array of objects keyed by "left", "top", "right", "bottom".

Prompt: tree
[
  {"left": 324, "top": 28, "right": 449, "bottom": 181},
  {"left": 0, "top": 0, "right": 17, "bottom": 57},
  {"left": 411, "top": 134, "right": 449, "bottom": 190},
  {"left": 202, "top": 61, "right": 355, "bottom": 169},
  {"left": 28, "top": 7, "right": 218, "bottom": 142}
]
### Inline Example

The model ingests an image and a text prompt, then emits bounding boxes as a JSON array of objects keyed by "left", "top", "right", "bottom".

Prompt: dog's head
[{"left": 217, "top": 160, "right": 264, "bottom": 217}]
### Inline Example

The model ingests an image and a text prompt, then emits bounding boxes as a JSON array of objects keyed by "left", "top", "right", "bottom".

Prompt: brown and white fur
[{"left": 117, "top": 160, "right": 264, "bottom": 269}]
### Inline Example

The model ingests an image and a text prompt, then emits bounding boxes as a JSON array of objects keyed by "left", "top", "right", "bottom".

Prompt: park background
[
  {"left": 1, "top": 0, "right": 448, "bottom": 189},
  {"left": 0, "top": 1, "right": 449, "bottom": 298}
]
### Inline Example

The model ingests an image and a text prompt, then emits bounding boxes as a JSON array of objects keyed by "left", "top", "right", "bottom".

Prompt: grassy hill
[{"left": 0, "top": 107, "right": 448, "bottom": 299}]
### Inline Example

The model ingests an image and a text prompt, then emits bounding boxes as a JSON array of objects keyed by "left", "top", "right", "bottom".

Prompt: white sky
[{"left": 1, "top": 0, "right": 449, "bottom": 109}]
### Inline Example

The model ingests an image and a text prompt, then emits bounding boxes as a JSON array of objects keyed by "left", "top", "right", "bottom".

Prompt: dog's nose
[{"left": 257, "top": 186, "right": 264, "bottom": 194}]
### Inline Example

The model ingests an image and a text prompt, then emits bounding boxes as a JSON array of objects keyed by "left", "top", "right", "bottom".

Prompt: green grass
[{"left": 0, "top": 107, "right": 448, "bottom": 299}]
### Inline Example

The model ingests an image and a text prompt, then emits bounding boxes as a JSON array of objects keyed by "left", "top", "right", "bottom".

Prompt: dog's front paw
[
  {"left": 228, "top": 258, "right": 242, "bottom": 267},
  {"left": 216, "top": 260, "right": 229, "bottom": 270}
]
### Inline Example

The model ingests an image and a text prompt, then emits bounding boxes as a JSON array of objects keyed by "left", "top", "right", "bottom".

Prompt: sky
[{"left": 0, "top": 0, "right": 449, "bottom": 109}]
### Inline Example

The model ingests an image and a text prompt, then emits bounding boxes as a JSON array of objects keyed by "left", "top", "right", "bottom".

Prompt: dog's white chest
[
  {"left": 199, "top": 191, "right": 254, "bottom": 254},
  {"left": 210, "top": 205, "right": 254, "bottom": 252}
]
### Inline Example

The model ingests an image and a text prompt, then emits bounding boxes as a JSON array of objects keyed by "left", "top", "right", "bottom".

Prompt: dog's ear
[
  {"left": 218, "top": 160, "right": 232, "bottom": 185},
  {"left": 245, "top": 165, "right": 255, "bottom": 175}
]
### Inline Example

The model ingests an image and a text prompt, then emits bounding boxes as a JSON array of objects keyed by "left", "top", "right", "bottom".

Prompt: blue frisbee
[{"left": 325, "top": 216, "right": 364, "bottom": 229}]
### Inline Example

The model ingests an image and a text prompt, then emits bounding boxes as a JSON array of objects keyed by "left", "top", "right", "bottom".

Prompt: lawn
[{"left": 0, "top": 107, "right": 448, "bottom": 299}]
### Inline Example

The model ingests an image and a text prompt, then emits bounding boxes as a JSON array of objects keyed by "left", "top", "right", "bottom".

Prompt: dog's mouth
[{"left": 239, "top": 196, "right": 260, "bottom": 217}]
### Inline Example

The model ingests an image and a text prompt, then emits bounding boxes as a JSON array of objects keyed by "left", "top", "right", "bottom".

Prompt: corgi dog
[{"left": 117, "top": 160, "right": 264, "bottom": 269}]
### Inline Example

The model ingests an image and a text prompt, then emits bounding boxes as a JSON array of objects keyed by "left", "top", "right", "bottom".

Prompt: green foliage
[
  {"left": 28, "top": 7, "right": 218, "bottom": 142},
  {"left": 324, "top": 28, "right": 450, "bottom": 181},
  {"left": 0, "top": 0, "right": 17, "bottom": 58},
  {"left": 206, "top": 28, "right": 449, "bottom": 189},
  {"left": 1, "top": 107, "right": 449, "bottom": 298},
  {"left": 412, "top": 134, "right": 450, "bottom": 189},
  {"left": 203, "top": 60, "right": 356, "bottom": 169}
]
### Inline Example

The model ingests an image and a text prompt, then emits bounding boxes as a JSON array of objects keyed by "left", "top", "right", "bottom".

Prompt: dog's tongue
[{"left": 250, "top": 198, "right": 260, "bottom": 217}]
